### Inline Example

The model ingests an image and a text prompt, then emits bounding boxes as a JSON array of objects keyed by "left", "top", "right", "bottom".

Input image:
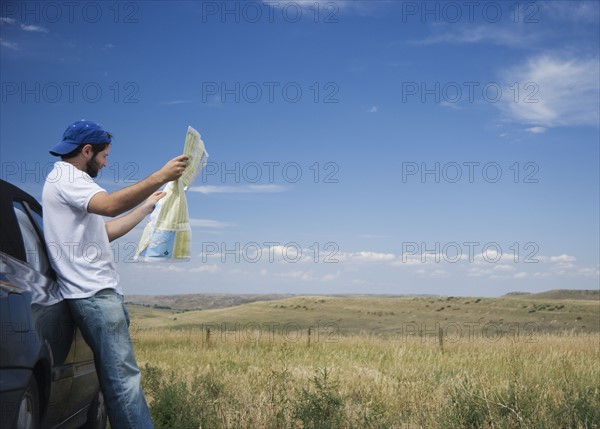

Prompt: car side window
[{"left": 13, "top": 201, "right": 51, "bottom": 276}]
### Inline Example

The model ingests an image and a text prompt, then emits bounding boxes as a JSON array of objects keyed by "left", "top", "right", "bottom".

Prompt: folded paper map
[{"left": 135, "top": 126, "right": 208, "bottom": 262}]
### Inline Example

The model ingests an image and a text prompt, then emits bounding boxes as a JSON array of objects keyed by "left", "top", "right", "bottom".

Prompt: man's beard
[{"left": 85, "top": 156, "right": 102, "bottom": 178}]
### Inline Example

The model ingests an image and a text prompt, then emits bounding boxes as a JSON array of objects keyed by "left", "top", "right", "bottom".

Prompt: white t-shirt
[{"left": 42, "top": 161, "right": 121, "bottom": 298}]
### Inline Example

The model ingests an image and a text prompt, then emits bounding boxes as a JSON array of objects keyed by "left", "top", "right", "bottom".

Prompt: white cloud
[
  {"left": 416, "top": 268, "right": 449, "bottom": 278},
  {"left": 525, "top": 126, "right": 546, "bottom": 134},
  {"left": 321, "top": 271, "right": 341, "bottom": 282},
  {"left": 411, "top": 25, "right": 539, "bottom": 48},
  {"left": 532, "top": 271, "right": 552, "bottom": 278},
  {"left": 368, "top": 106, "right": 379, "bottom": 113},
  {"left": 537, "top": 254, "right": 577, "bottom": 263},
  {"left": 410, "top": 2, "right": 598, "bottom": 49},
  {"left": 0, "top": 38, "right": 19, "bottom": 50},
  {"left": 466, "top": 267, "right": 490, "bottom": 277},
  {"left": 188, "top": 184, "right": 287, "bottom": 194},
  {"left": 499, "top": 54, "right": 600, "bottom": 128},
  {"left": 549, "top": 254, "right": 576, "bottom": 263},
  {"left": 160, "top": 100, "right": 193, "bottom": 106},
  {"left": 352, "top": 251, "right": 395, "bottom": 263},
  {"left": 541, "top": 1, "right": 600, "bottom": 24},
  {"left": 0, "top": 17, "right": 16, "bottom": 25},
  {"left": 555, "top": 263, "right": 576, "bottom": 270},
  {"left": 391, "top": 254, "right": 433, "bottom": 266},
  {"left": 577, "top": 267, "right": 600, "bottom": 277},
  {"left": 281, "top": 270, "right": 313, "bottom": 281},
  {"left": 494, "top": 264, "right": 516, "bottom": 272},
  {"left": 262, "top": 0, "right": 387, "bottom": 15},
  {"left": 189, "top": 264, "right": 221, "bottom": 273},
  {"left": 441, "top": 101, "right": 461, "bottom": 110},
  {"left": 20, "top": 24, "right": 48, "bottom": 33},
  {"left": 196, "top": 243, "right": 594, "bottom": 286},
  {"left": 188, "top": 218, "right": 232, "bottom": 229},
  {"left": 138, "top": 264, "right": 185, "bottom": 272},
  {"left": 329, "top": 249, "right": 438, "bottom": 267}
]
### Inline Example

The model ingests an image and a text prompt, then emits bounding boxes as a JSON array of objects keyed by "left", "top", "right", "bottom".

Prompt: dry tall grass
[{"left": 132, "top": 328, "right": 599, "bottom": 428}]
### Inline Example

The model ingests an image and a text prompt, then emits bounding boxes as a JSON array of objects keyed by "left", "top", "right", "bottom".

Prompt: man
[{"left": 42, "top": 119, "right": 188, "bottom": 429}]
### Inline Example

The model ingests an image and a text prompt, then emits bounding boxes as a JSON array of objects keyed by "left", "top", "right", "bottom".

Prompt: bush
[
  {"left": 142, "top": 364, "right": 223, "bottom": 429},
  {"left": 292, "top": 367, "right": 345, "bottom": 429},
  {"left": 442, "top": 378, "right": 488, "bottom": 429}
]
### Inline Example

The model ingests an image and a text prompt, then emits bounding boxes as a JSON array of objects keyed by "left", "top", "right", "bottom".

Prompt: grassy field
[
  {"left": 126, "top": 292, "right": 600, "bottom": 428},
  {"left": 126, "top": 292, "right": 600, "bottom": 335}
]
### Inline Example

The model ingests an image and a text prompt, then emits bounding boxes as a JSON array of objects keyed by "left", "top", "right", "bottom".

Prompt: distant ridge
[
  {"left": 126, "top": 293, "right": 440, "bottom": 310},
  {"left": 125, "top": 293, "right": 294, "bottom": 311},
  {"left": 503, "top": 289, "right": 599, "bottom": 300},
  {"left": 126, "top": 289, "right": 599, "bottom": 312}
]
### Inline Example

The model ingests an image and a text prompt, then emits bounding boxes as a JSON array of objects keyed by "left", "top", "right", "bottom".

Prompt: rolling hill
[
  {"left": 126, "top": 291, "right": 600, "bottom": 335},
  {"left": 503, "top": 289, "right": 599, "bottom": 300}
]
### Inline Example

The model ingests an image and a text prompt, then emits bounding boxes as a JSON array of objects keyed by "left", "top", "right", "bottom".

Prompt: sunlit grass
[{"left": 133, "top": 327, "right": 599, "bottom": 428}]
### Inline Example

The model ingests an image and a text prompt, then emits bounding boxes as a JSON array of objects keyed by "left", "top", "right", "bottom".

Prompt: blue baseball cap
[{"left": 50, "top": 119, "right": 112, "bottom": 156}]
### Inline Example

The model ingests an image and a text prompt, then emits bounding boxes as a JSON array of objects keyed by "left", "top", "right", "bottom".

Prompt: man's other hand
[{"left": 141, "top": 191, "right": 166, "bottom": 215}]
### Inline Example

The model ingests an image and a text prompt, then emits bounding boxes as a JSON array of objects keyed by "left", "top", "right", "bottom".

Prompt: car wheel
[
  {"left": 13, "top": 376, "right": 40, "bottom": 429},
  {"left": 81, "top": 390, "right": 107, "bottom": 429}
]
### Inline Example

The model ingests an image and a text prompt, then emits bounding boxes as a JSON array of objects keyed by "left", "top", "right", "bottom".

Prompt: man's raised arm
[{"left": 88, "top": 155, "right": 189, "bottom": 217}]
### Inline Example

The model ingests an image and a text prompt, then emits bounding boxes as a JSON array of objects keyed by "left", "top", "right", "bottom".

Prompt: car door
[
  {"left": 20, "top": 192, "right": 99, "bottom": 417},
  {"left": 2, "top": 180, "right": 103, "bottom": 427},
  {"left": 8, "top": 189, "right": 79, "bottom": 426}
]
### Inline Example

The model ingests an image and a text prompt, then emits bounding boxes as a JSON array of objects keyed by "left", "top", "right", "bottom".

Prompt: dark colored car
[{"left": 0, "top": 179, "right": 107, "bottom": 429}]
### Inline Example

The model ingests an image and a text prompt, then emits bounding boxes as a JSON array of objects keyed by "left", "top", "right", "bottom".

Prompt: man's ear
[{"left": 81, "top": 144, "right": 94, "bottom": 159}]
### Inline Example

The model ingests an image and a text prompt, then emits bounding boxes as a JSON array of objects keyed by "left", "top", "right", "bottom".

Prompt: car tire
[
  {"left": 81, "top": 390, "right": 107, "bottom": 429},
  {"left": 13, "top": 376, "right": 40, "bottom": 429}
]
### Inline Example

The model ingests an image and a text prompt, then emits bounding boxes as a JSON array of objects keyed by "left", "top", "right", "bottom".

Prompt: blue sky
[{"left": 1, "top": 0, "right": 599, "bottom": 296}]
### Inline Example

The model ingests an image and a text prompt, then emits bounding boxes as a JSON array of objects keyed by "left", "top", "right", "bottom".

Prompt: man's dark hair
[{"left": 61, "top": 133, "right": 112, "bottom": 160}]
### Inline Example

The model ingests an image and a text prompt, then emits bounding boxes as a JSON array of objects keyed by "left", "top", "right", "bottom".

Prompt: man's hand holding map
[{"left": 135, "top": 126, "right": 208, "bottom": 261}]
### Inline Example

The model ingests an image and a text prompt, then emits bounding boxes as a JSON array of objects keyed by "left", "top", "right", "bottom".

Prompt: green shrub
[
  {"left": 292, "top": 367, "right": 345, "bottom": 429},
  {"left": 142, "top": 364, "right": 223, "bottom": 429},
  {"left": 442, "top": 377, "right": 488, "bottom": 429}
]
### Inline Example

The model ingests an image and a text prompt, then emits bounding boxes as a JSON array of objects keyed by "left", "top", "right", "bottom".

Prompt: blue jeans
[{"left": 68, "top": 289, "right": 153, "bottom": 429}]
